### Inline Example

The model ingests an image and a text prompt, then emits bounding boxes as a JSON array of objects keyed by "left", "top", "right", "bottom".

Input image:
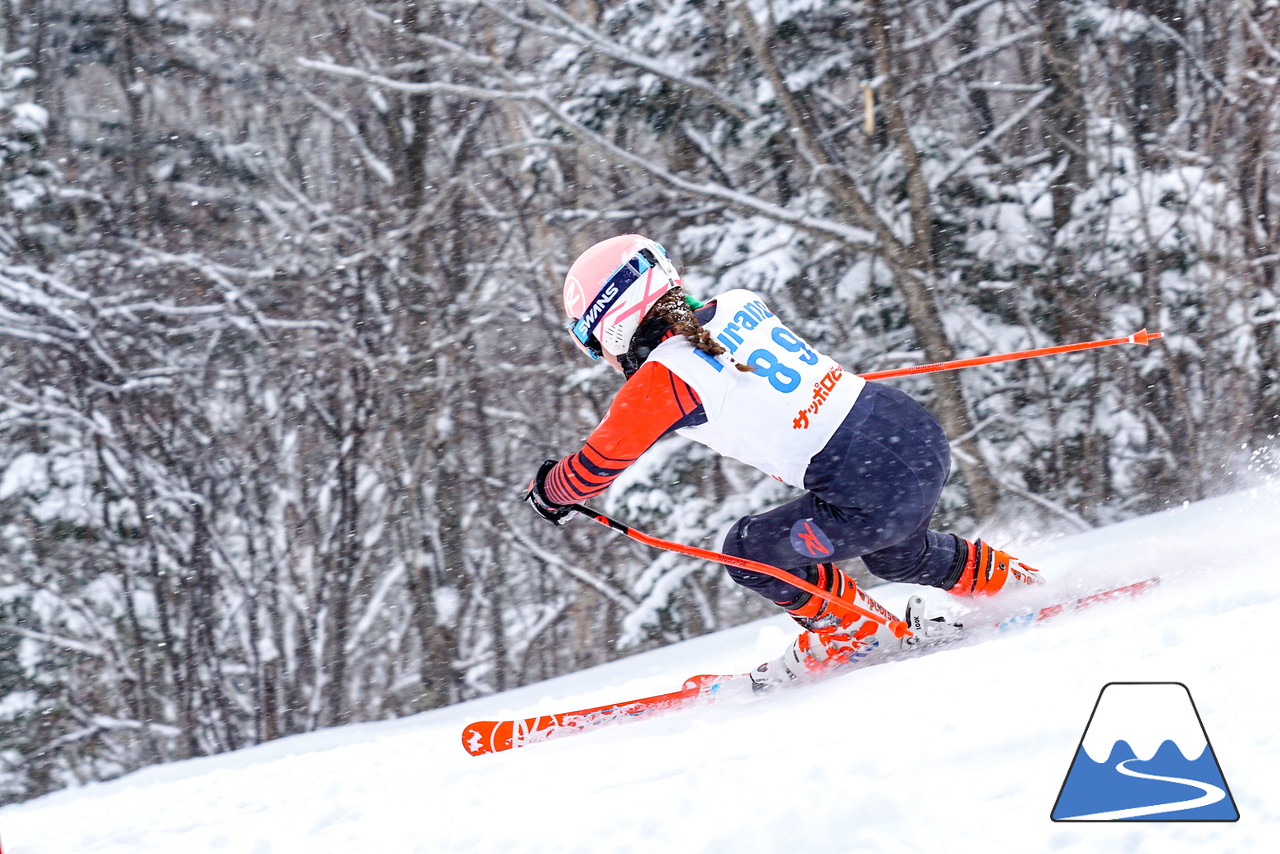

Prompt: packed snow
[{"left": 2, "top": 482, "right": 1278, "bottom": 853}]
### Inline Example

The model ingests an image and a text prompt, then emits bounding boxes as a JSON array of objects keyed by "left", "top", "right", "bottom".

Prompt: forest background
[{"left": 0, "top": 0, "right": 1276, "bottom": 803}]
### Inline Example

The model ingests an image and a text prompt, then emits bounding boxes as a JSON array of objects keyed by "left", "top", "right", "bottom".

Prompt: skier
[{"left": 525, "top": 235, "right": 1042, "bottom": 687}]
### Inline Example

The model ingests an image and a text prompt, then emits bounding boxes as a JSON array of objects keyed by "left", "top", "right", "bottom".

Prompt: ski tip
[{"left": 1131, "top": 329, "right": 1163, "bottom": 346}]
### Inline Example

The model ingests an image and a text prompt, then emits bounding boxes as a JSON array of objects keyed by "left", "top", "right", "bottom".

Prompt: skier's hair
[{"left": 646, "top": 288, "right": 754, "bottom": 373}]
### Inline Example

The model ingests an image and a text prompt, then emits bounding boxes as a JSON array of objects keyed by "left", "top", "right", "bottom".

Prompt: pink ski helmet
[{"left": 563, "top": 234, "right": 682, "bottom": 369}]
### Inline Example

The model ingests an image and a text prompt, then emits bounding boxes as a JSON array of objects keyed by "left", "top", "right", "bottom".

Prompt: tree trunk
[
  {"left": 865, "top": 0, "right": 1001, "bottom": 518},
  {"left": 1038, "top": 0, "right": 1089, "bottom": 236}
]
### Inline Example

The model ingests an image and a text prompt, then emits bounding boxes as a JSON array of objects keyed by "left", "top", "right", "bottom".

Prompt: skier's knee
[
  {"left": 721, "top": 516, "right": 765, "bottom": 587},
  {"left": 721, "top": 516, "right": 813, "bottom": 605},
  {"left": 721, "top": 515, "right": 751, "bottom": 560}
]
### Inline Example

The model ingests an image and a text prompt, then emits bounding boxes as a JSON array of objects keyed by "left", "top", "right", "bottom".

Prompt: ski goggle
[{"left": 567, "top": 247, "right": 666, "bottom": 360}]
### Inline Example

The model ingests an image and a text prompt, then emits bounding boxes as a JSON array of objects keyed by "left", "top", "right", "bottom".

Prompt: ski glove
[{"left": 525, "top": 459, "right": 575, "bottom": 526}]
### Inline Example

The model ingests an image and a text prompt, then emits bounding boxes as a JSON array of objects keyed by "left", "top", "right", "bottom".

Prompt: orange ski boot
[
  {"left": 947, "top": 538, "right": 1044, "bottom": 596},
  {"left": 750, "top": 563, "right": 901, "bottom": 690}
]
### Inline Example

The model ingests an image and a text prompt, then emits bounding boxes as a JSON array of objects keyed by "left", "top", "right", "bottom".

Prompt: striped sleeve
[{"left": 544, "top": 360, "right": 704, "bottom": 505}]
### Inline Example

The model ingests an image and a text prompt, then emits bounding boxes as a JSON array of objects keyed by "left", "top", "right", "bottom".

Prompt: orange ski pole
[
  {"left": 858, "top": 329, "right": 1162, "bottom": 382},
  {"left": 572, "top": 505, "right": 913, "bottom": 639}
]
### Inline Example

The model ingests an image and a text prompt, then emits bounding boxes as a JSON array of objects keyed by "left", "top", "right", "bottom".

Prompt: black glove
[{"left": 525, "top": 459, "right": 575, "bottom": 526}]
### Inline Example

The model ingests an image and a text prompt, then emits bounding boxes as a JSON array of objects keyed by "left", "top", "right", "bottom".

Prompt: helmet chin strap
[
  {"left": 618, "top": 307, "right": 677, "bottom": 377},
  {"left": 617, "top": 349, "right": 646, "bottom": 378}
]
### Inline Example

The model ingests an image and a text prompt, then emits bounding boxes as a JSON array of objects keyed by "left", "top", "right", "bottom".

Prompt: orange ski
[
  {"left": 461, "top": 673, "right": 754, "bottom": 756},
  {"left": 461, "top": 577, "right": 1161, "bottom": 757}
]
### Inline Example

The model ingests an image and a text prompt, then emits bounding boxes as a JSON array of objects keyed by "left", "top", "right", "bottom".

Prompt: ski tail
[{"left": 460, "top": 674, "right": 752, "bottom": 756}]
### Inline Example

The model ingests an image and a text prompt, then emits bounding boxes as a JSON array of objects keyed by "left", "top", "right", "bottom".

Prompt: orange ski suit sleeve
[{"left": 543, "top": 360, "right": 704, "bottom": 505}]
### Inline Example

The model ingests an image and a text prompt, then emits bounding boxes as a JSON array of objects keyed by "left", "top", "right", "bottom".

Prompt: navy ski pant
[{"left": 721, "top": 382, "right": 962, "bottom": 604}]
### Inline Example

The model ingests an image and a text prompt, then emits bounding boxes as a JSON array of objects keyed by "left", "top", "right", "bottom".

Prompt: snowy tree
[{"left": 0, "top": 0, "right": 1276, "bottom": 806}]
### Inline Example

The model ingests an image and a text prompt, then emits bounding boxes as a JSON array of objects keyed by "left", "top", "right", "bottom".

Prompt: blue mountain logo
[{"left": 1051, "top": 682, "right": 1238, "bottom": 821}]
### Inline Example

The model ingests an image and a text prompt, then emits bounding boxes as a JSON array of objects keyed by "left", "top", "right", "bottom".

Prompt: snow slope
[{"left": 3, "top": 483, "right": 1279, "bottom": 853}]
